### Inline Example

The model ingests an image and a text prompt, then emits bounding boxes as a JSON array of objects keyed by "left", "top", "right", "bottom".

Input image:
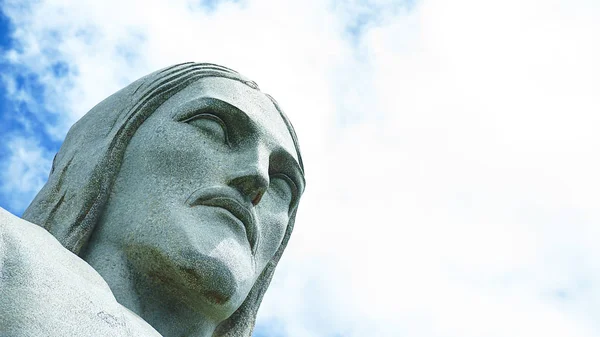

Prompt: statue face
[{"left": 95, "top": 77, "right": 304, "bottom": 318}]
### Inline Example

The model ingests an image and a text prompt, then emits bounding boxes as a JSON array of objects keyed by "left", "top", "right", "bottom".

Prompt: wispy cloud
[
  {"left": 0, "top": 136, "right": 52, "bottom": 212},
  {"left": 1, "top": 0, "right": 599, "bottom": 336}
]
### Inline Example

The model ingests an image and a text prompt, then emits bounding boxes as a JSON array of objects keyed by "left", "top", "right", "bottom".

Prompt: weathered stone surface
[
  {"left": 0, "top": 207, "right": 162, "bottom": 336},
  {"left": 0, "top": 63, "right": 305, "bottom": 336}
]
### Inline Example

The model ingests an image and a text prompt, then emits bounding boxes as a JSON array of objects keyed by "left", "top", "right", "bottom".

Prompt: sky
[{"left": 0, "top": 0, "right": 599, "bottom": 336}]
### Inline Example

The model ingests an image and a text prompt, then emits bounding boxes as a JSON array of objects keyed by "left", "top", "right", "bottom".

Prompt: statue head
[{"left": 22, "top": 63, "right": 305, "bottom": 336}]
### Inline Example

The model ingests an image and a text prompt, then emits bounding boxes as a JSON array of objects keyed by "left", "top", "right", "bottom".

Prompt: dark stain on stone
[{"left": 97, "top": 311, "right": 125, "bottom": 328}]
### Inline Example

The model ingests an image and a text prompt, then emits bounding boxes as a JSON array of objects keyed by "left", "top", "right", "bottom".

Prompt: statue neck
[{"left": 80, "top": 236, "right": 219, "bottom": 337}]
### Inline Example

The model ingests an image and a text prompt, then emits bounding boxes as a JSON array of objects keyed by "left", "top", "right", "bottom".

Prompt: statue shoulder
[
  {"left": 0, "top": 207, "right": 161, "bottom": 336},
  {"left": 0, "top": 206, "right": 112, "bottom": 290},
  {"left": 0, "top": 206, "right": 56, "bottom": 249},
  {"left": 0, "top": 207, "right": 73, "bottom": 272},
  {"left": 0, "top": 207, "right": 47, "bottom": 265}
]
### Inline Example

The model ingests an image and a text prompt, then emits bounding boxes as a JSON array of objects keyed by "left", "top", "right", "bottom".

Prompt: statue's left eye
[
  {"left": 269, "top": 173, "right": 296, "bottom": 208},
  {"left": 184, "top": 113, "right": 229, "bottom": 145}
]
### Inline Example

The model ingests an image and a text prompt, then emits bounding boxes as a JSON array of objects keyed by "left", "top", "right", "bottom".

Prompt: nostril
[
  {"left": 228, "top": 172, "right": 269, "bottom": 206},
  {"left": 251, "top": 189, "right": 264, "bottom": 206}
]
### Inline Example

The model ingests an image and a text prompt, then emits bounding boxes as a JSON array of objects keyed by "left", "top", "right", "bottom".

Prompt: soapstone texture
[
  {"left": 0, "top": 208, "right": 162, "bottom": 336},
  {"left": 0, "top": 63, "right": 305, "bottom": 337}
]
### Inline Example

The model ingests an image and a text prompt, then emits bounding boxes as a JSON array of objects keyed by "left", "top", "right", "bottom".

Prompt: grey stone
[{"left": 0, "top": 63, "right": 305, "bottom": 336}]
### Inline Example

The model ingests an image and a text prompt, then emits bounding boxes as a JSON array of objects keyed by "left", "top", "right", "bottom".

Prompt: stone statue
[{"left": 0, "top": 63, "right": 305, "bottom": 336}]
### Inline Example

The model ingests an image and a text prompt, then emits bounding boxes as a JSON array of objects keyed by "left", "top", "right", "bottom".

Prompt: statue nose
[{"left": 228, "top": 167, "right": 269, "bottom": 206}]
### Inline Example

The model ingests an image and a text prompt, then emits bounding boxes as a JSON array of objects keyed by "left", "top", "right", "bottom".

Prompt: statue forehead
[{"left": 164, "top": 76, "right": 299, "bottom": 162}]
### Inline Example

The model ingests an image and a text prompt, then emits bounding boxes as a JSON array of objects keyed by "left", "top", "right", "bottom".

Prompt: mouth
[{"left": 187, "top": 187, "right": 258, "bottom": 253}]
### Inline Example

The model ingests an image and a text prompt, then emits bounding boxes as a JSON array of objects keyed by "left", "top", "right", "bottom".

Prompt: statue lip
[{"left": 186, "top": 187, "right": 258, "bottom": 253}]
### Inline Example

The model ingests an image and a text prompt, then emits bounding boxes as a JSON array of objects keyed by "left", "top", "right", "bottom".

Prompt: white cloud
[
  {"left": 0, "top": 136, "right": 53, "bottom": 212},
  {"left": 1, "top": 0, "right": 600, "bottom": 336}
]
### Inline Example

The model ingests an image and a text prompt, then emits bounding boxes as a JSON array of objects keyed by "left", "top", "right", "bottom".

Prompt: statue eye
[
  {"left": 183, "top": 113, "right": 229, "bottom": 145},
  {"left": 269, "top": 174, "right": 296, "bottom": 207}
]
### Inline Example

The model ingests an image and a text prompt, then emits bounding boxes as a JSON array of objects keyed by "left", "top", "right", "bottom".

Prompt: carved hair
[{"left": 22, "top": 62, "right": 304, "bottom": 337}]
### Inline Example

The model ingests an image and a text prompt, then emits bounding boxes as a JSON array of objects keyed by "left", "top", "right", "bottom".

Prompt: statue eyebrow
[
  {"left": 175, "top": 97, "right": 253, "bottom": 128},
  {"left": 174, "top": 96, "right": 259, "bottom": 146}
]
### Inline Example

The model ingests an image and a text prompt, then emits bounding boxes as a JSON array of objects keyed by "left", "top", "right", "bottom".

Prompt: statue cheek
[
  {"left": 254, "top": 207, "right": 289, "bottom": 270},
  {"left": 125, "top": 124, "right": 224, "bottom": 187}
]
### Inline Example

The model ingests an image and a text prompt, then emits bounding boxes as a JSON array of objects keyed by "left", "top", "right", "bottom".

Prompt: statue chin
[{"left": 125, "top": 240, "right": 253, "bottom": 320}]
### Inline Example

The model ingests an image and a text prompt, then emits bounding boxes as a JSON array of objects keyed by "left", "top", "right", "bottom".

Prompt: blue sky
[
  {"left": 0, "top": 8, "right": 23, "bottom": 215},
  {"left": 0, "top": 8, "right": 13, "bottom": 177},
  {"left": 1, "top": 0, "right": 600, "bottom": 336},
  {"left": 0, "top": 6, "right": 61, "bottom": 215}
]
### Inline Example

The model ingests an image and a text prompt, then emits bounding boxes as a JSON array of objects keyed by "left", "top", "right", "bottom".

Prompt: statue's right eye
[{"left": 183, "top": 113, "right": 230, "bottom": 145}]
